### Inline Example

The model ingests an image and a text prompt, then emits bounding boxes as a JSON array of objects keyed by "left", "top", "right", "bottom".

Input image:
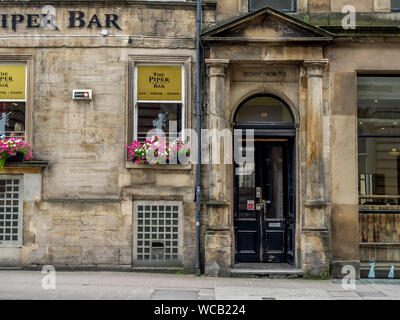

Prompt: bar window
[
  {"left": 249, "top": 0, "right": 296, "bottom": 12},
  {"left": 0, "top": 63, "right": 27, "bottom": 139},
  {"left": 358, "top": 76, "right": 400, "bottom": 205},
  {"left": 134, "top": 65, "right": 184, "bottom": 141}
]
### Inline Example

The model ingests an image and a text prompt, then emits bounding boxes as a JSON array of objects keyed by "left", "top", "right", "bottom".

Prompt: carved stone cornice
[
  {"left": 205, "top": 59, "right": 230, "bottom": 77},
  {"left": 303, "top": 59, "right": 329, "bottom": 78}
]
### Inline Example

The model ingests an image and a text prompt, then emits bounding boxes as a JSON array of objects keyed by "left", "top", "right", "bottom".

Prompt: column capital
[
  {"left": 303, "top": 59, "right": 329, "bottom": 77},
  {"left": 205, "top": 59, "right": 230, "bottom": 77}
]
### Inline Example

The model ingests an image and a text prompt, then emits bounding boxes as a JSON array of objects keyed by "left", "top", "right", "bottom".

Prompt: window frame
[
  {"left": 133, "top": 63, "right": 185, "bottom": 141},
  {"left": 391, "top": 0, "right": 400, "bottom": 12},
  {"left": 0, "top": 175, "right": 23, "bottom": 248},
  {"left": 0, "top": 55, "right": 33, "bottom": 144},
  {"left": 127, "top": 55, "right": 192, "bottom": 150},
  {"left": 357, "top": 74, "right": 400, "bottom": 205},
  {"left": 248, "top": 0, "right": 297, "bottom": 13},
  {"left": 132, "top": 200, "right": 183, "bottom": 266}
]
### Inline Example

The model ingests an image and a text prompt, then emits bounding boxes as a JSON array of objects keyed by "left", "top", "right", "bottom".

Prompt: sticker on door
[{"left": 247, "top": 200, "right": 255, "bottom": 211}]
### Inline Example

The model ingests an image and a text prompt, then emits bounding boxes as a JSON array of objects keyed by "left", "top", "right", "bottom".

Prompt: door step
[{"left": 231, "top": 263, "right": 303, "bottom": 279}]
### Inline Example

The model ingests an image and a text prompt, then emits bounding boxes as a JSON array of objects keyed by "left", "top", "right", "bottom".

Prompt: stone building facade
[{"left": 1, "top": 0, "right": 400, "bottom": 278}]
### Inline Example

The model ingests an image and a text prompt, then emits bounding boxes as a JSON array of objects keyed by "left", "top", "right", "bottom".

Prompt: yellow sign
[
  {"left": 0, "top": 65, "right": 26, "bottom": 101},
  {"left": 137, "top": 65, "right": 182, "bottom": 101}
]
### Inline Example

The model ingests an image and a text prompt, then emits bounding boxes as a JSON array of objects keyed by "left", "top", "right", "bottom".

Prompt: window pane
[
  {"left": 392, "top": 0, "right": 400, "bottom": 11},
  {"left": 358, "top": 137, "right": 400, "bottom": 204},
  {"left": 137, "top": 103, "right": 181, "bottom": 141},
  {"left": 249, "top": 0, "right": 296, "bottom": 12},
  {"left": 235, "top": 96, "right": 292, "bottom": 123},
  {"left": 358, "top": 77, "right": 400, "bottom": 135},
  {"left": 0, "top": 102, "right": 25, "bottom": 139}
]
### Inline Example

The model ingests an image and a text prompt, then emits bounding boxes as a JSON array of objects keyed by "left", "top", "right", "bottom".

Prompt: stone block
[
  {"left": 119, "top": 247, "right": 132, "bottom": 265},
  {"left": 331, "top": 204, "right": 359, "bottom": 261},
  {"left": 82, "top": 247, "right": 119, "bottom": 265},
  {"left": 302, "top": 251, "right": 329, "bottom": 266},
  {"left": 105, "top": 231, "right": 131, "bottom": 247},
  {"left": 330, "top": 260, "right": 360, "bottom": 279},
  {"left": 118, "top": 174, "right": 131, "bottom": 187},
  {"left": 30, "top": 246, "right": 51, "bottom": 265},
  {"left": 0, "top": 247, "right": 21, "bottom": 266},
  {"left": 374, "top": 0, "right": 390, "bottom": 12},
  {"left": 331, "top": 0, "right": 373, "bottom": 12},
  {"left": 64, "top": 231, "right": 105, "bottom": 247},
  {"left": 24, "top": 174, "right": 42, "bottom": 201},
  {"left": 308, "top": 0, "right": 329, "bottom": 13},
  {"left": 50, "top": 247, "right": 82, "bottom": 265}
]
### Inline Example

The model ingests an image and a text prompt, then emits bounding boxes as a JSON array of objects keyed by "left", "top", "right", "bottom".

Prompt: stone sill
[
  {"left": 4, "top": 160, "right": 48, "bottom": 168},
  {"left": 126, "top": 161, "right": 192, "bottom": 170},
  {"left": 2, "top": 160, "right": 48, "bottom": 174},
  {"left": 0, "top": 244, "right": 22, "bottom": 248}
]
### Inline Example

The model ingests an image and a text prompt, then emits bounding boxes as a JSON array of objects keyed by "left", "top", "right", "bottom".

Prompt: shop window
[
  {"left": 392, "top": 0, "right": 400, "bottom": 11},
  {"left": 358, "top": 76, "right": 400, "bottom": 205},
  {"left": 249, "top": 0, "right": 296, "bottom": 12},
  {"left": 134, "top": 201, "right": 182, "bottom": 265},
  {"left": 0, "top": 63, "right": 27, "bottom": 139},
  {"left": 0, "top": 176, "right": 23, "bottom": 247},
  {"left": 134, "top": 65, "right": 184, "bottom": 141}
]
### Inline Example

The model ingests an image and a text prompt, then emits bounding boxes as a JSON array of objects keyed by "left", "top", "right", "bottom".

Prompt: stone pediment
[{"left": 202, "top": 7, "right": 333, "bottom": 43}]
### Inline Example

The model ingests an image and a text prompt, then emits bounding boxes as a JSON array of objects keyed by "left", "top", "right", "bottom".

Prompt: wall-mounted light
[{"left": 389, "top": 148, "right": 400, "bottom": 156}]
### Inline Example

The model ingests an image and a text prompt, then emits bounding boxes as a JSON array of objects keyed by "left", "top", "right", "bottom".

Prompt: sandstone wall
[{"left": 0, "top": 1, "right": 216, "bottom": 270}]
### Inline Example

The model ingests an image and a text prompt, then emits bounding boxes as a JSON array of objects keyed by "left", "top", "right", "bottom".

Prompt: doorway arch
[{"left": 233, "top": 94, "right": 296, "bottom": 265}]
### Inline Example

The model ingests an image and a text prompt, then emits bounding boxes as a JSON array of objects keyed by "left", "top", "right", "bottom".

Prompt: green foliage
[{"left": 303, "top": 266, "right": 330, "bottom": 280}]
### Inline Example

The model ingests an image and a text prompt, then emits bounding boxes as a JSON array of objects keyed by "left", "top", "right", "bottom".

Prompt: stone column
[
  {"left": 204, "top": 59, "right": 232, "bottom": 277},
  {"left": 302, "top": 59, "right": 330, "bottom": 276}
]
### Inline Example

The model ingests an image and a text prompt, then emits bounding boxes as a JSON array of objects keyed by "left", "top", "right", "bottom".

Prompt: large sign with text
[
  {"left": 0, "top": 64, "right": 26, "bottom": 101},
  {"left": 137, "top": 66, "right": 182, "bottom": 101},
  {"left": 0, "top": 11, "right": 121, "bottom": 31}
]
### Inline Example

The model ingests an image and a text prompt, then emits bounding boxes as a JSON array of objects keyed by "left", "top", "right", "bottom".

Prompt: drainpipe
[{"left": 194, "top": 0, "right": 202, "bottom": 275}]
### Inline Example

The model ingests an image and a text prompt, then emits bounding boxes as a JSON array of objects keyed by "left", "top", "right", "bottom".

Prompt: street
[{"left": 0, "top": 270, "right": 399, "bottom": 300}]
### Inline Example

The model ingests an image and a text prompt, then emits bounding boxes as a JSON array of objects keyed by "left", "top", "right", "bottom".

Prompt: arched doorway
[{"left": 233, "top": 94, "right": 296, "bottom": 265}]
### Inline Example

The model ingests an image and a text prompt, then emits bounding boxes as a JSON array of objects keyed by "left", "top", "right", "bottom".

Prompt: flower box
[
  {"left": 0, "top": 136, "right": 34, "bottom": 171},
  {"left": 6, "top": 153, "right": 24, "bottom": 162},
  {"left": 126, "top": 136, "right": 191, "bottom": 165}
]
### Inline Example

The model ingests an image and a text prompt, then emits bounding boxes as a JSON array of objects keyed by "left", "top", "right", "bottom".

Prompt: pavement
[{"left": 0, "top": 270, "right": 400, "bottom": 300}]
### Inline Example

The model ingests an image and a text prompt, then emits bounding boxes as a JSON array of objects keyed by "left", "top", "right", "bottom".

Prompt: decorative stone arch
[{"left": 230, "top": 87, "right": 300, "bottom": 127}]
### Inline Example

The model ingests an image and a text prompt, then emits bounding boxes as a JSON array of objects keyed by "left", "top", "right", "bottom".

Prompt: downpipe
[{"left": 194, "top": 0, "right": 202, "bottom": 275}]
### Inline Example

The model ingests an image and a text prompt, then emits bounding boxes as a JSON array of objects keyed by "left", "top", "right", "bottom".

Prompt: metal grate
[
  {"left": 134, "top": 201, "right": 181, "bottom": 263},
  {"left": 0, "top": 176, "right": 23, "bottom": 246}
]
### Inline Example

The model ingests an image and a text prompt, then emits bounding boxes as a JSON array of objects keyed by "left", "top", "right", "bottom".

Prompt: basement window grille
[
  {"left": 0, "top": 176, "right": 23, "bottom": 247},
  {"left": 134, "top": 201, "right": 182, "bottom": 263}
]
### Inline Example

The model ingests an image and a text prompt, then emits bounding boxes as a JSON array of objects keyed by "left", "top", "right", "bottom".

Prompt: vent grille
[
  {"left": 0, "top": 176, "right": 22, "bottom": 246},
  {"left": 135, "top": 201, "right": 181, "bottom": 263}
]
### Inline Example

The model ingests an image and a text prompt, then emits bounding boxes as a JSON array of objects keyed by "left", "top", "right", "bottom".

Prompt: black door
[{"left": 234, "top": 138, "right": 295, "bottom": 264}]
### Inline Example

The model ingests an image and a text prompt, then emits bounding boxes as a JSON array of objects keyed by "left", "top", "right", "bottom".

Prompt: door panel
[{"left": 234, "top": 138, "right": 295, "bottom": 264}]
